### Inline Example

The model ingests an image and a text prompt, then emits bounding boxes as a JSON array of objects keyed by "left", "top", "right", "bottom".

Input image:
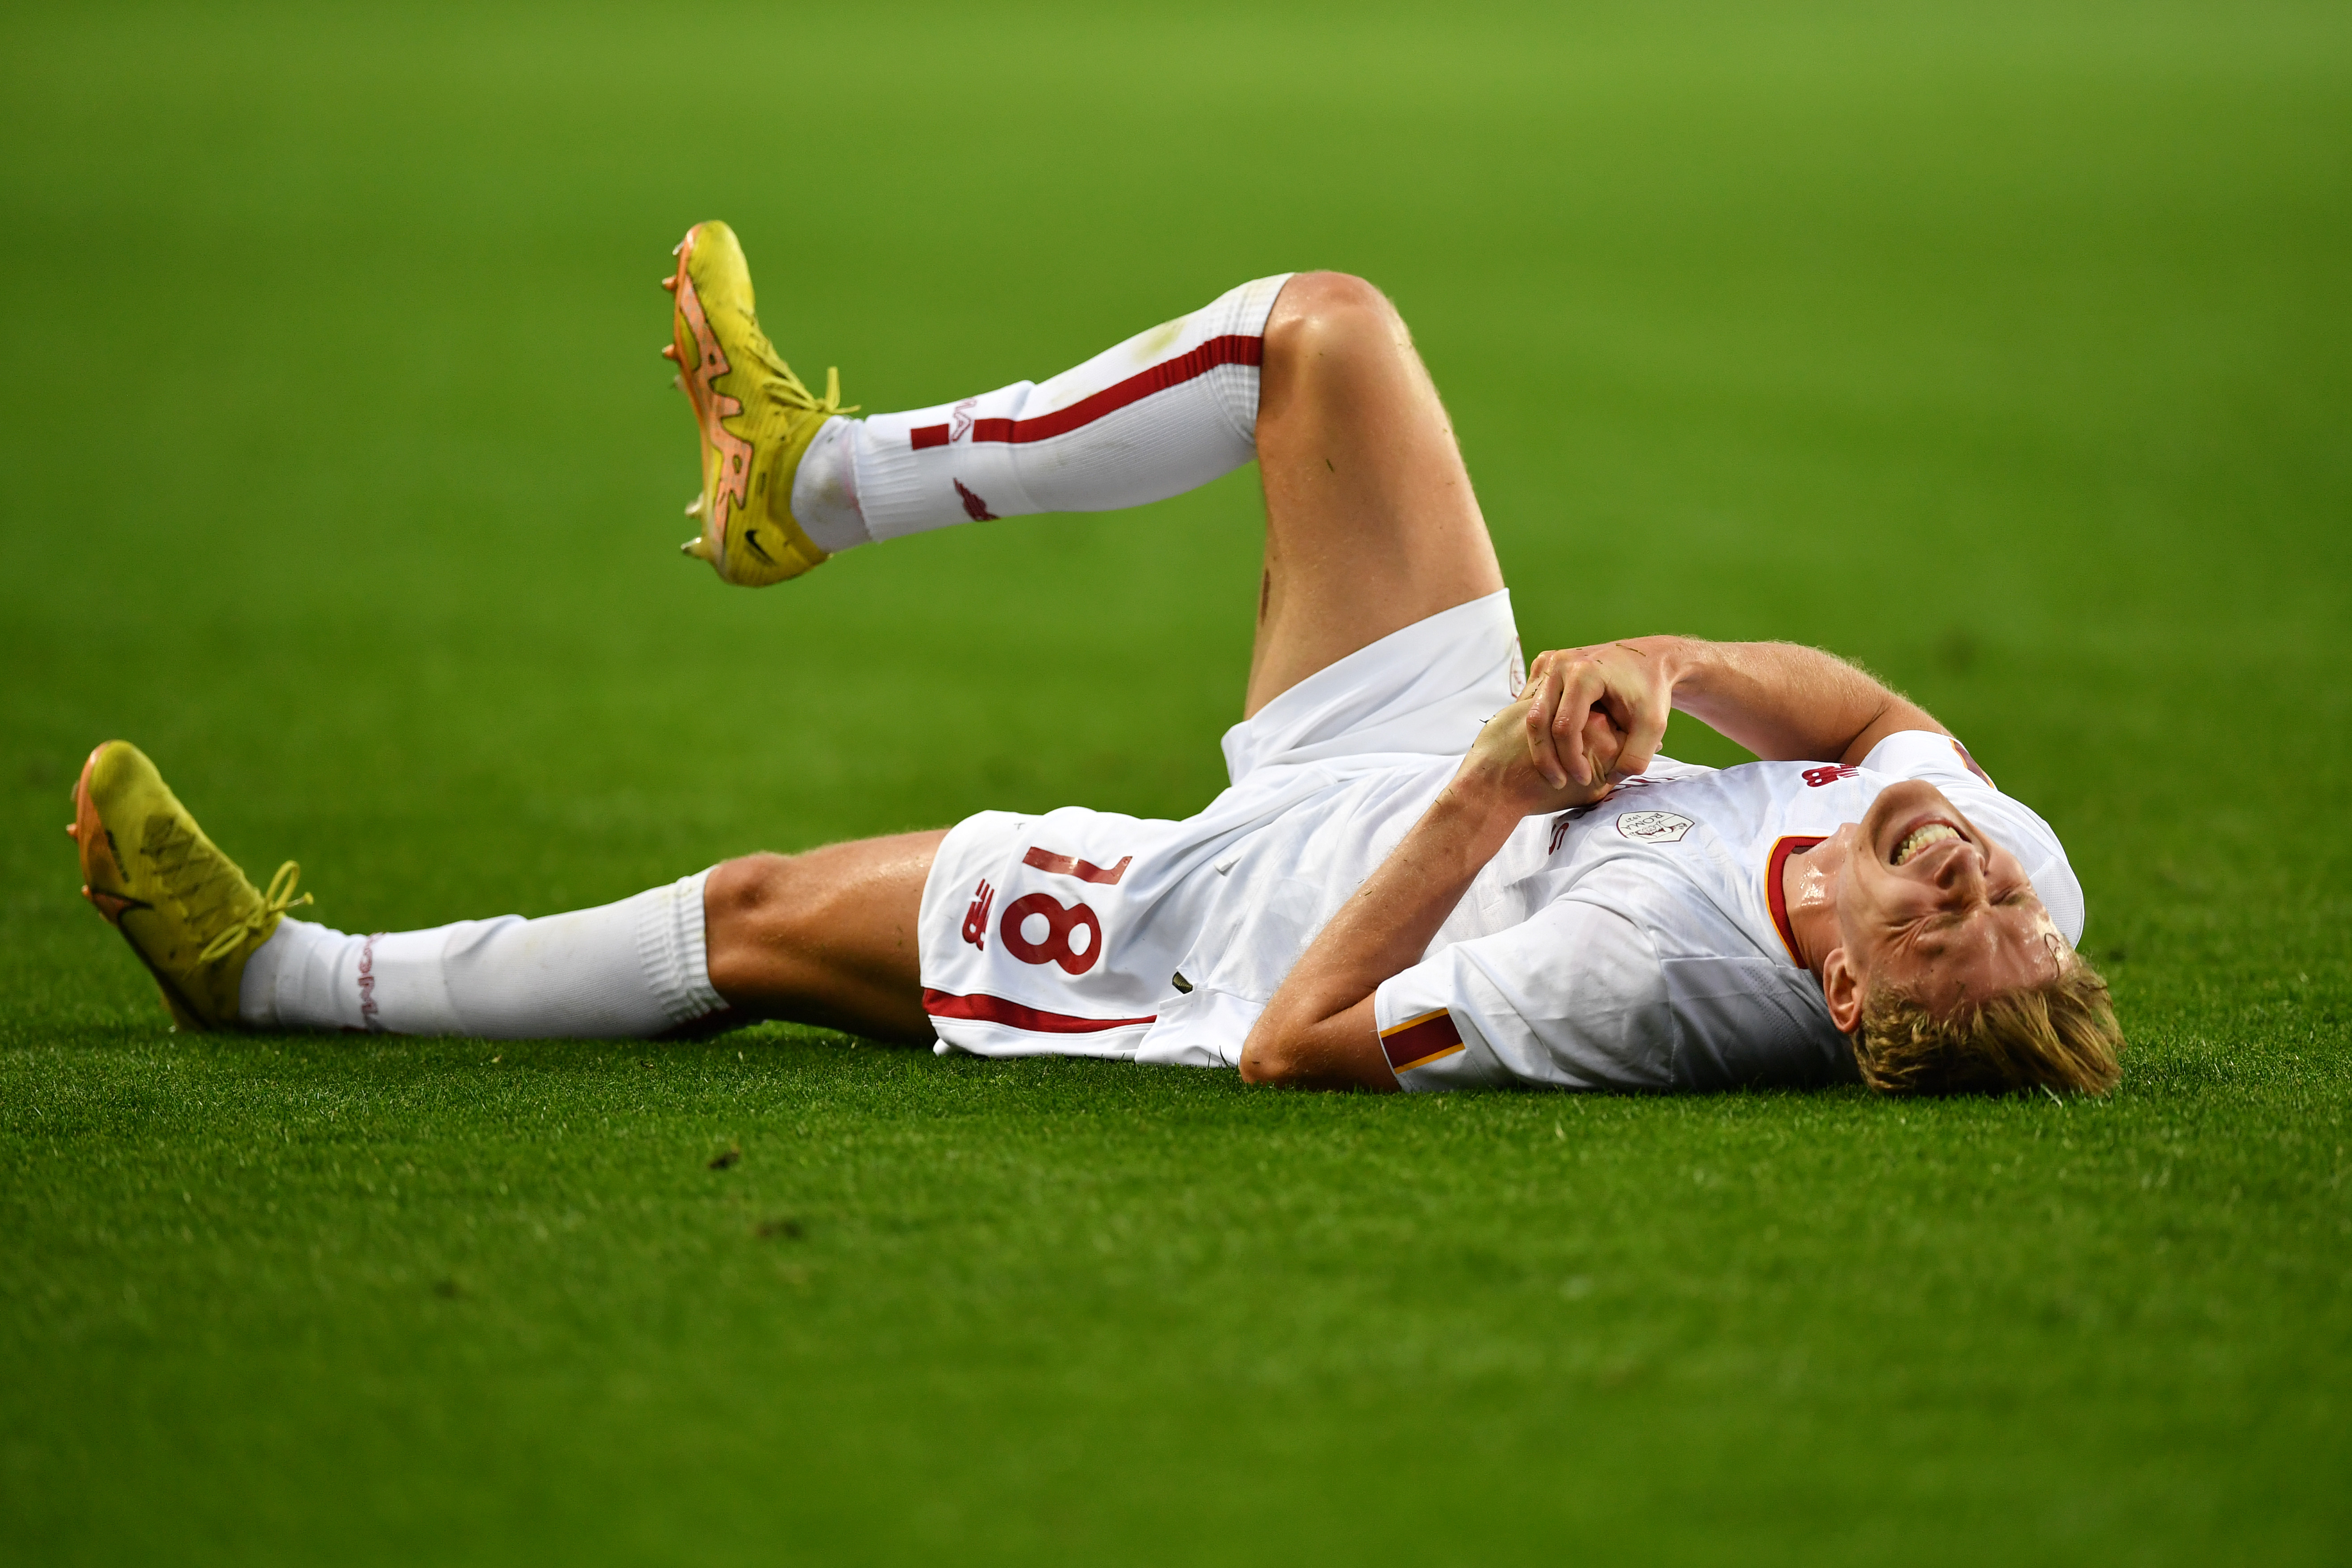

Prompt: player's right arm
[
  {"left": 1241, "top": 693, "right": 1625, "bottom": 1091},
  {"left": 1521, "top": 636, "right": 1946, "bottom": 785}
]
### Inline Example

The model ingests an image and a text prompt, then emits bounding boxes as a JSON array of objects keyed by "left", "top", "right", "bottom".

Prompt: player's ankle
[{"left": 791, "top": 417, "right": 870, "bottom": 553}]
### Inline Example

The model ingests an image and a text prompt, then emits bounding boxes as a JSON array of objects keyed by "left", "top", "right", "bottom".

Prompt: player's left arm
[
  {"left": 1241, "top": 695, "right": 1623, "bottom": 1090},
  {"left": 1518, "top": 635, "right": 1949, "bottom": 784}
]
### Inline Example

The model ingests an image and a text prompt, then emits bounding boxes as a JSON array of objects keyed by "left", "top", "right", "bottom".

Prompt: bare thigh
[
  {"left": 1244, "top": 272, "right": 1506, "bottom": 717},
  {"left": 702, "top": 830, "right": 947, "bottom": 1043}
]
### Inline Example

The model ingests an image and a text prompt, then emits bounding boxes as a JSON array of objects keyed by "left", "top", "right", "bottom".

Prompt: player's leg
[
  {"left": 239, "top": 838, "right": 943, "bottom": 1042},
  {"left": 72, "top": 738, "right": 939, "bottom": 1042},
  {"left": 1242, "top": 271, "right": 1503, "bottom": 715},
  {"left": 668, "top": 227, "right": 1505, "bottom": 713},
  {"left": 669, "top": 220, "right": 1291, "bottom": 586},
  {"left": 239, "top": 873, "right": 729, "bottom": 1039},
  {"left": 698, "top": 835, "right": 943, "bottom": 1042}
]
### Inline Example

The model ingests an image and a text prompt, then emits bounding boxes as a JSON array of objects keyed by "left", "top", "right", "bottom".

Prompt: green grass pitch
[{"left": 3, "top": 1, "right": 2347, "bottom": 1560}]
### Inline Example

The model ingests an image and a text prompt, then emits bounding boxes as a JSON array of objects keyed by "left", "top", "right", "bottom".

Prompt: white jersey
[
  {"left": 1368, "top": 729, "right": 2081, "bottom": 1090},
  {"left": 914, "top": 592, "right": 2086, "bottom": 1093}
]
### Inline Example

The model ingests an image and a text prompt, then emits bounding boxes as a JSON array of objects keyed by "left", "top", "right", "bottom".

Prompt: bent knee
[
  {"left": 1267, "top": 271, "right": 1404, "bottom": 355},
  {"left": 1279, "top": 269, "right": 1394, "bottom": 321}
]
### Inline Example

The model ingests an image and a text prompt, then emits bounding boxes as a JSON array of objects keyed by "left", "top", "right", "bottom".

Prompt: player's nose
[{"left": 1927, "top": 839, "right": 1991, "bottom": 907}]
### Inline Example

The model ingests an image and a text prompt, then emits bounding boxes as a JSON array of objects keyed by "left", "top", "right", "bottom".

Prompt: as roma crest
[{"left": 1615, "top": 810, "right": 1694, "bottom": 843}]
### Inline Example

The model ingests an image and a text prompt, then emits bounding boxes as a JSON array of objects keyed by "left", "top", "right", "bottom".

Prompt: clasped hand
[{"left": 1454, "top": 639, "right": 1678, "bottom": 818}]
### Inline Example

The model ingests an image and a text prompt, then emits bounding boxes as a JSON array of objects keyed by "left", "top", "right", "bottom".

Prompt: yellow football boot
[
  {"left": 68, "top": 741, "right": 311, "bottom": 1031},
  {"left": 663, "top": 220, "right": 854, "bottom": 586}
]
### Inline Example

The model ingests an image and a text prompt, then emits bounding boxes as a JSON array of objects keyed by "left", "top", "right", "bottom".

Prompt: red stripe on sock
[
  {"left": 923, "top": 988, "right": 1156, "bottom": 1034},
  {"left": 907, "top": 333, "right": 1262, "bottom": 451}
]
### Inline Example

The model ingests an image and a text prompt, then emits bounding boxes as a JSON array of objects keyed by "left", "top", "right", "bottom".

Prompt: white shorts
[{"left": 915, "top": 590, "right": 1525, "bottom": 1065}]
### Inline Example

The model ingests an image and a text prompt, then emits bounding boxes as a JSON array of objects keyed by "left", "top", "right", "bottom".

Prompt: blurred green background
[{"left": 2, "top": 1, "right": 2346, "bottom": 1561}]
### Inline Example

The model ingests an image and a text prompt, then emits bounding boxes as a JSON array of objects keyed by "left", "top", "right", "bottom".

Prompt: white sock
[
  {"left": 790, "top": 273, "right": 1292, "bottom": 548},
  {"left": 238, "top": 871, "right": 725, "bottom": 1038}
]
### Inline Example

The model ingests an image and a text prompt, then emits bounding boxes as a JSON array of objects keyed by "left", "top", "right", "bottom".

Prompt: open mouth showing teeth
[{"left": 1894, "top": 823, "right": 1962, "bottom": 866}]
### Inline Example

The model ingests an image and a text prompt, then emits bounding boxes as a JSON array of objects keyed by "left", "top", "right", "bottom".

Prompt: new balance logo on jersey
[
  {"left": 1803, "top": 765, "right": 1860, "bottom": 788},
  {"left": 961, "top": 878, "right": 995, "bottom": 950}
]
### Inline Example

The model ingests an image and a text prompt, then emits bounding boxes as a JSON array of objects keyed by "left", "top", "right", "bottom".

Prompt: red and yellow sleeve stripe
[{"left": 1379, "top": 1008, "right": 1466, "bottom": 1074}]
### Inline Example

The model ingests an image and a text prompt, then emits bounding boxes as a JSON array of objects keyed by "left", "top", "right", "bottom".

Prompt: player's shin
[
  {"left": 794, "top": 274, "right": 1291, "bottom": 550},
  {"left": 237, "top": 872, "right": 725, "bottom": 1038}
]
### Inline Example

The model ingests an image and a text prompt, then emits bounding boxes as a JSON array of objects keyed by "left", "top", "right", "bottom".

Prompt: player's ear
[{"left": 1820, "top": 948, "right": 1866, "bottom": 1034}]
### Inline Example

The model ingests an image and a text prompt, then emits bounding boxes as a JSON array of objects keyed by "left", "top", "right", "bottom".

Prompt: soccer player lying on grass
[{"left": 68, "top": 224, "right": 2123, "bottom": 1096}]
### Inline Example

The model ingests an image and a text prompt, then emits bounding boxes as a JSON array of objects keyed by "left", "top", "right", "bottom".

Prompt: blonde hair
[{"left": 1855, "top": 959, "right": 2124, "bottom": 1096}]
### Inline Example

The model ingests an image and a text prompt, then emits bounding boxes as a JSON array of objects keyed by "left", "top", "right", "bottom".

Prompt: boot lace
[
  {"left": 766, "top": 359, "right": 858, "bottom": 421},
  {"left": 141, "top": 816, "right": 313, "bottom": 963},
  {"left": 745, "top": 311, "right": 857, "bottom": 420}
]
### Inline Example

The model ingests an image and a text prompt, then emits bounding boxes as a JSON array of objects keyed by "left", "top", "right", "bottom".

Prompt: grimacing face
[{"left": 1824, "top": 778, "right": 2071, "bottom": 1024}]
